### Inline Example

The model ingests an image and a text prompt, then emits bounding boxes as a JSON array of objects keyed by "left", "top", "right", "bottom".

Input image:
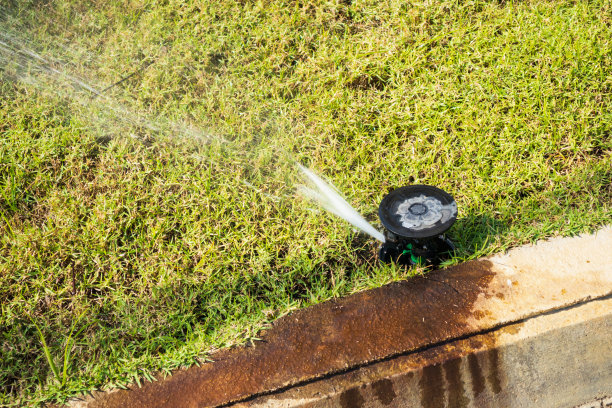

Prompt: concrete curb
[
  {"left": 69, "top": 226, "right": 612, "bottom": 408},
  {"left": 240, "top": 296, "right": 611, "bottom": 408}
]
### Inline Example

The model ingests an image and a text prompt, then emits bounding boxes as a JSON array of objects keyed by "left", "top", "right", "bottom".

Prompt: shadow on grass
[
  {"left": 1, "top": 0, "right": 51, "bottom": 12},
  {"left": 345, "top": 212, "right": 509, "bottom": 265},
  {"left": 448, "top": 212, "right": 509, "bottom": 260}
]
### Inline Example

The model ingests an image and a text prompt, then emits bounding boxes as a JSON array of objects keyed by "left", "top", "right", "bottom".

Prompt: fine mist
[
  {"left": 0, "top": 13, "right": 383, "bottom": 244},
  {"left": 298, "top": 164, "right": 385, "bottom": 242}
]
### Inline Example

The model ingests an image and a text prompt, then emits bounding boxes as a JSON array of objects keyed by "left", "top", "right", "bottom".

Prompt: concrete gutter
[{"left": 69, "top": 226, "right": 612, "bottom": 408}]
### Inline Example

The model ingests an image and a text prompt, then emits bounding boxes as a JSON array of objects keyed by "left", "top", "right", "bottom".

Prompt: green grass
[{"left": 1, "top": 0, "right": 611, "bottom": 405}]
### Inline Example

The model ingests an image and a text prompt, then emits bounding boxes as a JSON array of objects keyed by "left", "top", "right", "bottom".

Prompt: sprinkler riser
[
  {"left": 377, "top": 185, "right": 457, "bottom": 266},
  {"left": 378, "top": 234, "right": 455, "bottom": 267}
]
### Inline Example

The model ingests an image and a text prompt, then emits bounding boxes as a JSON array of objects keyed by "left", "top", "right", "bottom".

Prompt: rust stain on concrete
[
  {"left": 419, "top": 363, "right": 445, "bottom": 408},
  {"left": 371, "top": 379, "right": 396, "bottom": 406},
  {"left": 467, "top": 353, "right": 486, "bottom": 397},
  {"left": 443, "top": 357, "right": 469, "bottom": 408},
  {"left": 84, "top": 260, "right": 495, "bottom": 408},
  {"left": 339, "top": 386, "right": 365, "bottom": 408},
  {"left": 487, "top": 348, "right": 503, "bottom": 394}
]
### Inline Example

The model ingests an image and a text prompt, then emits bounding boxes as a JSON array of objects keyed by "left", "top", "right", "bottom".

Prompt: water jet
[{"left": 378, "top": 185, "right": 457, "bottom": 266}]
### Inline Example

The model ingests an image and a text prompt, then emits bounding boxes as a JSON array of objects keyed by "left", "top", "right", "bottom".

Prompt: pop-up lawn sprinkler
[{"left": 378, "top": 185, "right": 457, "bottom": 267}]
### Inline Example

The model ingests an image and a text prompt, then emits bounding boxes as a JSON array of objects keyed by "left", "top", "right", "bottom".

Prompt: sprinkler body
[{"left": 378, "top": 185, "right": 457, "bottom": 267}]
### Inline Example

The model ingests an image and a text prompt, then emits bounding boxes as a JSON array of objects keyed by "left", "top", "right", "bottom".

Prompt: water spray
[
  {"left": 2, "top": 14, "right": 457, "bottom": 269},
  {"left": 298, "top": 164, "right": 385, "bottom": 243},
  {"left": 377, "top": 185, "right": 457, "bottom": 267}
]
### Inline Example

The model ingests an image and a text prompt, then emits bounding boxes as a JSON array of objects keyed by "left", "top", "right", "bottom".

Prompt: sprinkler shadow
[{"left": 448, "top": 213, "right": 509, "bottom": 259}]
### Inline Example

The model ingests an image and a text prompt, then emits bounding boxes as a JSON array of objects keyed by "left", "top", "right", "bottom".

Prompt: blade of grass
[
  {"left": 62, "top": 312, "right": 94, "bottom": 387},
  {"left": 32, "top": 320, "right": 60, "bottom": 383}
]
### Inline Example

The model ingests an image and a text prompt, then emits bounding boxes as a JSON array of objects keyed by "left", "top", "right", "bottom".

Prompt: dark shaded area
[
  {"left": 419, "top": 364, "right": 445, "bottom": 408},
  {"left": 378, "top": 235, "right": 455, "bottom": 267},
  {"left": 467, "top": 353, "right": 486, "bottom": 397},
  {"left": 85, "top": 259, "right": 495, "bottom": 408},
  {"left": 0, "top": 0, "right": 54, "bottom": 22},
  {"left": 450, "top": 213, "right": 509, "bottom": 258},
  {"left": 339, "top": 387, "right": 365, "bottom": 408},
  {"left": 486, "top": 348, "right": 503, "bottom": 394},
  {"left": 443, "top": 357, "right": 470, "bottom": 408},
  {"left": 346, "top": 73, "right": 389, "bottom": 91},
  {"left": 205, "top": 52, "right": 227, "bottom": 74},
  {"left": 371, "top": 379, "right": 396, "bottom": 405}
]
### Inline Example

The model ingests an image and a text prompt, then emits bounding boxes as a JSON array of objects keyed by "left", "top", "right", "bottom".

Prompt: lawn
[{"left": 1, "top": 0, "right": 611, "bottom": 405}]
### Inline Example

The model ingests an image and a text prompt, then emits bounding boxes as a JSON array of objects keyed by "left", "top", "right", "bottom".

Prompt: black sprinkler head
[{"left": 378, "top": 185, "right": 457, "bottom": 267}]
